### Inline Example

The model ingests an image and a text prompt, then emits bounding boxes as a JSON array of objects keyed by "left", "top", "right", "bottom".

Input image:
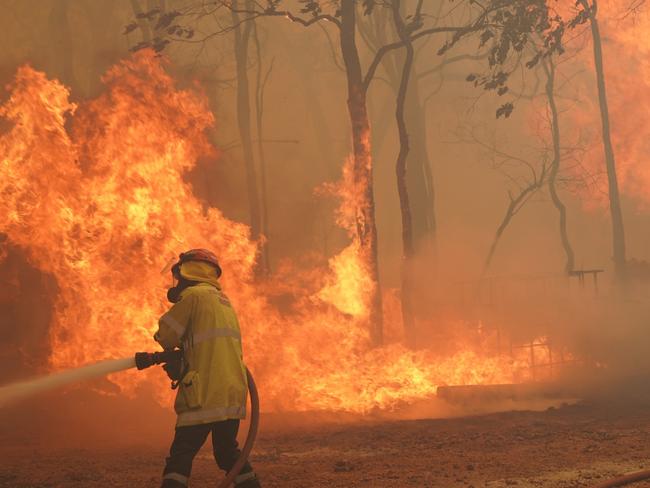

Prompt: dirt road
[{"left": 2, "top": 394, "right": 650, "bottom": 488}]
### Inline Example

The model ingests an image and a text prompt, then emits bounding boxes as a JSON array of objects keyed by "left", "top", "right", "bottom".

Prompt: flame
[
  {"left": 599, "top": 4, "right": 650, "bottom": 207},
  {"left": 554, "top": 1, "right": 650, "bottom": 208},
  {"left": 317, "top": 155, "right": 374, "bottom": 318},
  {"left": 0, "top": 51, "right": 556, "bottom": 413}
]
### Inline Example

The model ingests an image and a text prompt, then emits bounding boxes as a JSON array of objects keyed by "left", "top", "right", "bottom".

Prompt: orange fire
[
  {"left": 596, "top": 3, "right": 650, "bottom": 207},
  {"left": 551, "top": 1, "right": 650, "bottom": 208},
  {"left": 0, "top": 51, "right": 547, "bottom": 413}
]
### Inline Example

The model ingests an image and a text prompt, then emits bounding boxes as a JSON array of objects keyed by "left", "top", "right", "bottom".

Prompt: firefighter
[{"left": 154, "top": 249, "right": 261, "bottom": 488}]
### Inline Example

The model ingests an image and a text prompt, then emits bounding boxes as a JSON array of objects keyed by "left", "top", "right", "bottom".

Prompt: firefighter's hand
[{"left": 162, "top": 360, "right": 182, "bottom": 382}]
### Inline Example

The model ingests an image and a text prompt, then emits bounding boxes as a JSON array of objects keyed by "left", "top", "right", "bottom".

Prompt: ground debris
[
  {"left": 333, "top": 460, "right": 354, "bottom": 472},
  {"left": 3, "top": 400, "right": 650, "bottom": 487}
]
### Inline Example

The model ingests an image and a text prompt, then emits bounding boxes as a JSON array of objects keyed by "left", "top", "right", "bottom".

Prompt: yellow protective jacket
[{"left": 154, "top": 279, "right": 248, "bottom": 427}]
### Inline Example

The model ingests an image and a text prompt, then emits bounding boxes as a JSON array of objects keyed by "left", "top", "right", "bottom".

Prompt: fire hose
[
  {"left": 590, "top": 470, "right": 650, "bottom": 488},
  {"left": 135, "top": 351, "right": 260, "bottom": 488}
]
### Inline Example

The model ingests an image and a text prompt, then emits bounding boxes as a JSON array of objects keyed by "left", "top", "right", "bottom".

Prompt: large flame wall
[{"left": 0, "top": 51, "right": 529, "bottom": 413}]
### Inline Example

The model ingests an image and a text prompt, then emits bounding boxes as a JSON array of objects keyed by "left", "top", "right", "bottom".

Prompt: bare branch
[
  {"left": 363, "top": 4, "right": 498, "bottom": 93},
  {"left": 418, "top": 52, "right": 488, "bottom": 80},
  {"left": 217, "top": 0, "right": 342, "bottom": 28}
]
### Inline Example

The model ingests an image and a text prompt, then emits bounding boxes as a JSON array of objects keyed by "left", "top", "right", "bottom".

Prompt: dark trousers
[{"left": 162, "top": 419, "right": 254, "bottom": 487}]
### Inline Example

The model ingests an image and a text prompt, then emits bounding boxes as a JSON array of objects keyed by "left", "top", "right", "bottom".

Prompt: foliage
[
  {"left": 122, "top": 0, "right": 591, "bottom": 116},
  {"left": 458, "top": 0, "right": 590, "bottom": 117},
  {"left": 124, "top": 8, "right": 193, "bottom": 53},
  {"left": 299, "top": 1, "right": 323, "bottom": 16}
]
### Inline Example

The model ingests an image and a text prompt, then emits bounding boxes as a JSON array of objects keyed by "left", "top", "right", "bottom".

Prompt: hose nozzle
[{"left": 134, "top": 350, "right": 183, "bottom": 370}]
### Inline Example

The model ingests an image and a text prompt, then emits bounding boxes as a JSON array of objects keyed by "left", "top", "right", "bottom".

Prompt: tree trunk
[
  {"left": 376, "top": 53, "right": 438, "bottom": 261},
  {"left": 366, "top": 4, "right": 437, "bottom": 284},
  {"left": 129, "top": 0, "right": 152, "bottom": 43},
  {"left": 392, "top": 0, "right": 417, "bottom": 344},
  {"left": 543, "top": 58, "right": 575, "bottom": 274},
  {"left": 340, "top": 0, "right": 383, "bottom": 346},
  {"left": 581, "top": 0, "right": 626, "bottom": 281},
  {"left": 253, "top": 24, "right": 272, "bottom": 274},
  {"left": 232, "top": 1, "right": 263, "bottom": 260},
  {"left": 404, "top": 80, "right": 437, "bottom": 258}
]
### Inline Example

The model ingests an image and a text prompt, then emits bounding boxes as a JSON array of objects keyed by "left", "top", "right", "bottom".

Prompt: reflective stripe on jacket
[{"left": 155, "top": 282, "right": 248, "bottom": 427}]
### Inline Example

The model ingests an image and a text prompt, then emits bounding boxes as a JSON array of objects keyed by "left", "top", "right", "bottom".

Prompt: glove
[{"left": 162, "top": 358, "right": 183, "bottom": 382}]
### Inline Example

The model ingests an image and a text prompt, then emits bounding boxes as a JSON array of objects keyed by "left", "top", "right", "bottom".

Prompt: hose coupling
[{"left": 134, "top": 349, "right": 183, "bottom": 370}]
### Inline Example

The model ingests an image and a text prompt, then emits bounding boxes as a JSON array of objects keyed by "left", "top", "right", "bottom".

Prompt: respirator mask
[
  {"left": 164, "top": 249, "right": 222, "bottom": 304},
  {"left": 166, "top": 263, "right": 197, "bottom": 303}
]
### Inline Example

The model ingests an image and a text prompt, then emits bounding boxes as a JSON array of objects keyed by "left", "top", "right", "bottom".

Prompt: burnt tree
[
  {"left": 391, "top": 0, "right": 419, "bottom": 344},
  {"left": 541, "top": 55, "right": 575, "bottom": 274},
  {"left": 232, "top": 1, "right": 264, "bottom": 265},
  {"left": 578, "top": 0, "right": 626, "bottom": 281}
]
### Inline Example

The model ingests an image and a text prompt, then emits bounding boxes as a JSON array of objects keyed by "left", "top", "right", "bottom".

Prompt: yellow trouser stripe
[
  {"left": 235, "top": 471, "right": 257, "bottom": 484},
  {"left": 177, "top": 405, "right": 246, "bottom": 424},
  {"left": 163, "top": 472, "right": 188, "bottom": 485}
]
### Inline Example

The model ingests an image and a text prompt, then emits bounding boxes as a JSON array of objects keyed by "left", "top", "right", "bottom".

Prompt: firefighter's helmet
[{"left": 172, "top": 248, "right": 222, "bottom": 279}]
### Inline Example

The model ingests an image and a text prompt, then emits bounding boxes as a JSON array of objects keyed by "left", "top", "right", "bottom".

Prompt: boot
[
  {"left": 235, "top": 479, "right": 262, "bottom": 488},
  {"left": 161, "top": 480, "right": 187, "bottom": 488},
  {"left": 235, "top": 471, "right": 262, "bottom": 488}
]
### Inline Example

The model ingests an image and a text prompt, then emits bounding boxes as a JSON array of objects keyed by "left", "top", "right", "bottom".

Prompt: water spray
[
  {"left": 0, "top": 357, "right": 136, "bottom": 407},
  {"left": 0, "top": 351, "right": 260, "bottom": 488}
]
